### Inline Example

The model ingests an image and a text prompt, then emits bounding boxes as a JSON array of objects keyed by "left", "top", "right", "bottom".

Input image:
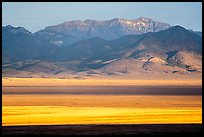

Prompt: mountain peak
[
  {"left": 111, "top": 18, "right": 124, "bottom": 21},
  {"left": 109, "top": 18, "right": 126, "bottom": 24},
  {"left": 163, "top": 25, "right": 188, "bottom": 33},
  {"left": 173, "top": 25, "right": 186, "bottom": 30},
  {"left": 64, "top": 20, "right": 85, "bottom": 25},
  {"left": 3, "top": 25, "right": 31, "bottom": 34},
  {"left": 137, "top": 17, "right": 152, "bottom": 21},
  {"left": 4, "top": 25, "right": 14, "bottom": 29}
]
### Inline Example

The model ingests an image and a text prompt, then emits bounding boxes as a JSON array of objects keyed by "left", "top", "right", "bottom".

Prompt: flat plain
[{"left": 2, "top": 78, "right": 202, "bottom": 135}]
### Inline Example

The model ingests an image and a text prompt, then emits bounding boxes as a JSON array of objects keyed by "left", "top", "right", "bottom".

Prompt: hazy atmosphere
[{"left": 2, "top": 2, "right": 202, "bottom": 32}]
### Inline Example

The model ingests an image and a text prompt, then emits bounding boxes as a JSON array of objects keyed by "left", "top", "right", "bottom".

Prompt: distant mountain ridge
[
  {"left": 2, "top": 18, "right": 202, "bottom": 79},
  {"left": 35, "top": 17, "right": 171, "bottom": 45}
]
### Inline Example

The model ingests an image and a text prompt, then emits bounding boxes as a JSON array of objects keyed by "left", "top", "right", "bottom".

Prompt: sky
[{"left": 2, "top": 2, "right": 202, "bottom": 32}]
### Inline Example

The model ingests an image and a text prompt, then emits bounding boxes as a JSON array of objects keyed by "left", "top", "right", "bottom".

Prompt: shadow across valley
[{"left": 2, "top": 124, "right": 202, "bottom": 135}]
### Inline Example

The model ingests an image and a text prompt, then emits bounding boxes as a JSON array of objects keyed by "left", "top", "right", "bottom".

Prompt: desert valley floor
[{"left": 2, "top": 78, "right": 202, "bottom": 126}]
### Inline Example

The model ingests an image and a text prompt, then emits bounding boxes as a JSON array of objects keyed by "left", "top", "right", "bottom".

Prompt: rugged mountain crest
[{"left": 2, "top": 19, "right": 202, "bottom": 79}]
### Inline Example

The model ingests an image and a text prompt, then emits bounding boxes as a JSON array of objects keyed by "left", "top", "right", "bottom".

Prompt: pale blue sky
[{"left": 2, "top": 2, "right": 202, "bottom": 32}]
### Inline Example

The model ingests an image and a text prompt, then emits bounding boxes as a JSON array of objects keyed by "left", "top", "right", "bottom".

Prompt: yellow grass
[
  {"left": 2, "top": 106, "right": 202, "bottom": 126},
  {"left": 2, "top": 94, "right": 202, "bottom": 126},
  {"left": 2, "top": 95, "right": 202, "bottom": 108},
  {"left": 2, "top": 77, "right": 202, "bottom": 86},
  {"left": 2, "top": 77, "right": 202, "bottom": 126}
]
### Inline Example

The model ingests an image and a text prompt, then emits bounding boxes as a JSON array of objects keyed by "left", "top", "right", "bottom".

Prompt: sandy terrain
[
  {"left": 2, "top": 77, "right": 202, "bottom": 130},
  {"left": 2, "top": 77, "right": 202, "bottom": 87}
]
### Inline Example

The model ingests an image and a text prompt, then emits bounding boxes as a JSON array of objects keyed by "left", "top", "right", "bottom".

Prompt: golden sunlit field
[
  {"left": 2, "top": 77, "right": 202, "bottom": 86},
  {"left": 2, "top": 94, "right": 202, "bottom": 126},
  {"left": 2, "top": 78, "right": 202, "bottom": 126}
]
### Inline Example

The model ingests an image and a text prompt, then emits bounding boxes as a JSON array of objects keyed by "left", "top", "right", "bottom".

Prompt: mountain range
[
  {"left": 2, "top": 17, "right": 202, "bottom": 79},
  {"left": 36, "top": 17, "right": 171, "bottom": 45}
]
